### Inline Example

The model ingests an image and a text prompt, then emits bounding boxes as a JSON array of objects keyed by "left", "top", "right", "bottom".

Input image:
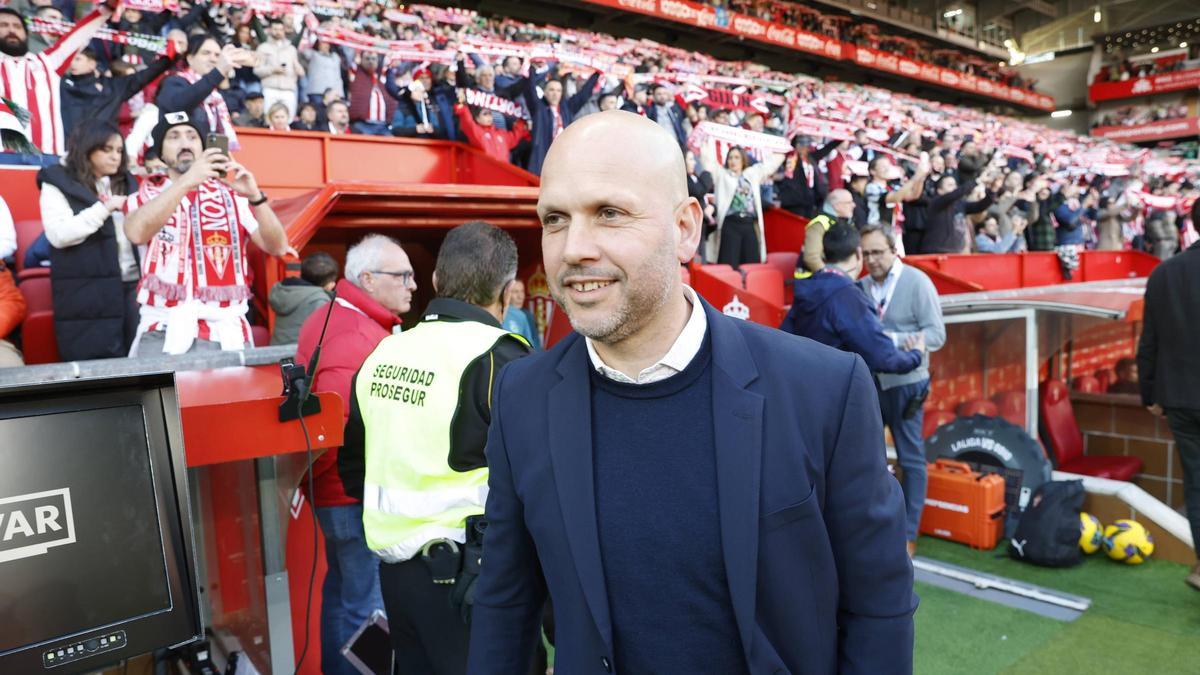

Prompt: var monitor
[{"left": 0, "top": 374, "right": 202, "bottom": 673}]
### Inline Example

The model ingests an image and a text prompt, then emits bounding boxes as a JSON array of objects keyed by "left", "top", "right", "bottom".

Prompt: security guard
[
  {"left": 796, "top": 188, "right": 857, "bottom": 280},
  {"left": 338, "top": 221, "right": 530, "bottom": 674}
]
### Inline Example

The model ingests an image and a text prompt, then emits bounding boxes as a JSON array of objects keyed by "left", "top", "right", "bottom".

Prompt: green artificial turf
[
  {"left": 914, "top": 535, "right": 1200, "bottom": 674},
  {"left": 913, "top": 582, "right": 1065, "bottom": 675}
]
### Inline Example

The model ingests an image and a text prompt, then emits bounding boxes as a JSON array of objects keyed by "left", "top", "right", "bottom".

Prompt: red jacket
[
  {"left": 455, "top": 103, "right": 528, "bottom": 163},
  {"left": 296, "top": 278, "right": 401, "bottom": 507}
]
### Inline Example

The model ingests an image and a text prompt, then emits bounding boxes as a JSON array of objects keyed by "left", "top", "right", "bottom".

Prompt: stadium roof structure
[{"left": 938, "top": 277, "right": 1149, "bottom": 320}]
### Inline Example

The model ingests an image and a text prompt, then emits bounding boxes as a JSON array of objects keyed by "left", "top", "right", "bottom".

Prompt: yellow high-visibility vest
[
  {"left": 357, "top": 319, "right": 526, "bottom": 563},
  {"left": 795, "top": 213, "right": 836, "bottom": 280}
]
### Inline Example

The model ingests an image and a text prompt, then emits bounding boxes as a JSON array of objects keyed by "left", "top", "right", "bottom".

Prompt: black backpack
[{"left": 1007, "top": 480, "right": 1085, "bottom": 567}]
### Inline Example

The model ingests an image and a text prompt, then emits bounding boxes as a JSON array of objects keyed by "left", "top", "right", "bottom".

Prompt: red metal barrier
[
  {"left": 234, "top": 128, "right": 538, "bottom": 198},
  {"left": 906, "top": 250, "right": 1159, "bottom": 291},
  {"left": 763, "top": 208, "right": 809, "bottom": 255}
]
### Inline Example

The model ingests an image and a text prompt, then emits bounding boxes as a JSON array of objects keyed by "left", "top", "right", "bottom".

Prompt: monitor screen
[{"left": 0, "top": 405, "right": 172, "bottom": 655}]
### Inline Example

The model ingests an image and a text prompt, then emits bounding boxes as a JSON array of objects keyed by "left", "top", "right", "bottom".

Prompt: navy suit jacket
[{"left": 467, "top": 300, "right": 916, "bottom": 675}]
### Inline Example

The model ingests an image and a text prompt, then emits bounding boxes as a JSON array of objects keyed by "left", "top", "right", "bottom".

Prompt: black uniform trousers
[{"left": 379, "top": 558, "right": 469, "bottom": 675}]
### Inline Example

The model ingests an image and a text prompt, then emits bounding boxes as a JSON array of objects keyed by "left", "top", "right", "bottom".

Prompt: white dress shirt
[
  {"left": 586, "top": 285, "right": 707, "bottom": 385},
  {"left": 863, "top": 257, "right": 903, "bottom": 318}
]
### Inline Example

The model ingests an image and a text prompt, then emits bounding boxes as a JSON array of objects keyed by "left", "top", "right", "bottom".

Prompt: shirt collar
[
  {"left": 586, "top": 285, "right": 707, "bottom": 385},
  {"left": 866, "top": 257, "right": 903, "bottom": 288}
]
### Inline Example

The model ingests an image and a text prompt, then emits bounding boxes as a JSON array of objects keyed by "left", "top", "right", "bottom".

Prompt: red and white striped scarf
[
  {"left": 135, "top": 178, "right": 252, "bottom": 306},
  {"left": 176, "top": 67, "right": 239, "bottom": 150}
]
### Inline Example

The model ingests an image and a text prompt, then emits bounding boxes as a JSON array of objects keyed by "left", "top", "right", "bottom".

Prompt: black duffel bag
[{"left": 1007, "top": 479, "right": 1085, "bottom": 567}]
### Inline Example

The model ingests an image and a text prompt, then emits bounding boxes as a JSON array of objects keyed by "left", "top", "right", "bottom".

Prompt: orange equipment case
[{"left": 918, "top": 459, "right": 1006, "bottom": 549}]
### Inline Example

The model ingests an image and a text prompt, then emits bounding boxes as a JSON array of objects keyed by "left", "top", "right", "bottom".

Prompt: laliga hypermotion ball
[
  {"left": 1102, "top": 519, "right": 1155, "bottom": 564},
  {"left": 1079, "top": 512, "right": 1104, "bottom": 554}
]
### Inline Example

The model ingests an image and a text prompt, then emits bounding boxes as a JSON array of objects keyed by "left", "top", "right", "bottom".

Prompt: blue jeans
[
  {"left": 315, "top": 504, "right": 385, "bottom": 675},
  {"left": 352, "top": 121, "right": 392, "bottom": 136},
  {"left": 879, "top": 380, "right": 929, "bottom": 541}
]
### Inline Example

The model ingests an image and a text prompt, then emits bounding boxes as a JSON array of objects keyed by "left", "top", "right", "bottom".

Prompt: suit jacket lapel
[
  {"left": 548, "top": 335, "right": 613, "bottom": 651},
  {"left": 705, "top": 302, "right": 764, "bottom": 663}
]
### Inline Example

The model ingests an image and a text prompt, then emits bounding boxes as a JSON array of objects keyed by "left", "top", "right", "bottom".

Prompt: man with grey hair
[
  {"left": 340, "top": 221, "right": 531, "bottom": 673},
  {"left": 469, "top": 111, "right": 915, "bottom": 674},
  {"left": 294, "top": 233, "right": 412, "bottom": 675},
  {"left": 859, "top": 223, "right": 945, "bottom": 558}
]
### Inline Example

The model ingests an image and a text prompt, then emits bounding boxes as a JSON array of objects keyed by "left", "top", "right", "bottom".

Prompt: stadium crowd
[
  {"left": 2, "top": 3, "right": 1200, "bottom": 671},
  {"left": 1, "top": 0, "right": 1199, "bottom": 367},
  {"left": 1092, "top": 49, "right": 1200, "bottom": 84}
]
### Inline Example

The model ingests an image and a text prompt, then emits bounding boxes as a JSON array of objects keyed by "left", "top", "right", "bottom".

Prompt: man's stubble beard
[{"left": 552, "top": 236, "right": 677, "bottom": 345}]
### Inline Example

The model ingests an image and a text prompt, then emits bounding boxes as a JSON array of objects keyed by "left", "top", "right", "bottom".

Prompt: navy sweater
[{"left": 589, "top": 336, "right": 748, "bottom": 674}]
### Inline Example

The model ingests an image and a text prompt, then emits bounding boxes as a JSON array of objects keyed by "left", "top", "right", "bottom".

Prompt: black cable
[
  {"left": 292, "top": 402, "right": 318, "bottom": 675},
  {"left": 292, "top": 294, "right": 337, "bottom": 675}
]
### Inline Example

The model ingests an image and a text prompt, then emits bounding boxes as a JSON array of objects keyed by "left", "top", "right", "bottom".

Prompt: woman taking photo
[
  {"left": 36, "top": 120, "right": 141, "bottom": 360},
  {"left": 700, "top": 143, "right": 785, "bottom": 267}
]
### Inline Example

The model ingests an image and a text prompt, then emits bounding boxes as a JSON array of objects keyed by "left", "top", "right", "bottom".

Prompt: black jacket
[
  {"left": 35, "top": 164, "right": 139, "bottom": 361},
  {"left": 1137, "top": 241, "right": 1200, "bottom": 410},
  {"left": 156, "top": 68, "right": 225, "bottom": 137},
  {"left": 522, "top": 69, "right": 601, "bottom": 175},
  {"left": 919, "top": 180, "right": 993, "bottom": 254},
  {"left": 60, "top": 56, "right": 174, "bottom": 137},
  {"left": 776, "top": 140, "right": 838, "bottom": 219},
  {"left": 338, "top": 298, "right": 531, "bottom": 500}
]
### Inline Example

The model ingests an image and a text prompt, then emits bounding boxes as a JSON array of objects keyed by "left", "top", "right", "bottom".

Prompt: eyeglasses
[
  {"left": 863, "top": 249, "right": 893, "bottom": 259},
  {"left": 371, "top": 270, "right": 415, "bottom": 284}
]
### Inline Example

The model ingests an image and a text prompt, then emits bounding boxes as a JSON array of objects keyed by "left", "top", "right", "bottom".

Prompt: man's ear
[
  {"left": 431, "top": 270, "right": 439, "bottom": 294},
  {"left": 675, "top": 197, "right": 704, "bottom": 263}
]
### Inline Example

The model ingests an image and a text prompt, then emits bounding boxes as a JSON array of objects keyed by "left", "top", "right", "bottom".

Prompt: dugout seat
[
  {"left": 956, "top": 399, "right": 998, "bottom": 418},
  {"left": 1039, "top": 379, "right": 1142, "bottom": 481},
  {"left": 923, "top": 410, "right": 956, "bottom": 438},
  {"left": 991, "top": 390, "right": 1027, "bottom": 427},
  {"left": 1072, "top": 375, "right": 1101, "bottom": 393}
]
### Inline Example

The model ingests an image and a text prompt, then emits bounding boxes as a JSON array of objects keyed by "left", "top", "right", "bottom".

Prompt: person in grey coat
[
  {"left": 269, "top": 251, "right": 338, "bottom": 345},
  {"left": 858, "top": 224, "right": 946, "bottom": 558}
]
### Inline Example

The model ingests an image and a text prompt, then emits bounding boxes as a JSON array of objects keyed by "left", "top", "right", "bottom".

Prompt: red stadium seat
[
  {"left": 743, "top": 268, "right": 785, "bottom": 306},
  {"left": 1039, "top": 380, "right": 1142, "bottom": 481},
  {"left": 765, "top": 251, "right": 799, "bottom": 279},
  {"left": 991, "top": 390, "right": 1027, "bottom": 427},
  {"left": 1072, "top": 375, "right": 1101, "bottom": 393},
  {"left": 923, "top": 410, "right": 956, "bottom": 438},
  {"left": 17, "top": 275, "right": 60, "bottom": 365},
  {"left": 1094, "top": 368, "right": 1117, "bottom": 392},
  {"left": 765, "top": 251, "right": 799, "bottom": 298},
  {"left": 956, "top": 399, "right": 999, "bottom": 418},
  {"left": 13, "top": 219, "right": 44, "bottom": 273},
  {"left": 251, "top": 325, "right": 270, "bottom": 347},
  {"left": 701, "top": 264, "right": 743, "bottom": 288}
]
